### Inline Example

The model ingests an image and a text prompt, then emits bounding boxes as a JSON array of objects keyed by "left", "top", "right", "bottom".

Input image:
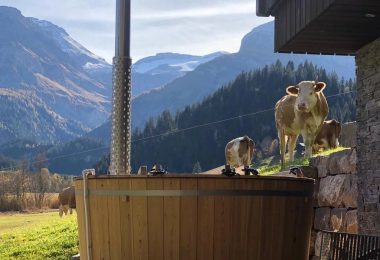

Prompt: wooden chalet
[
  {"left": 257, "top": 0, "right": 380, "bottom": 237},
  {"left": 257, "top": 0, "right": 380, "bottom": 55}
]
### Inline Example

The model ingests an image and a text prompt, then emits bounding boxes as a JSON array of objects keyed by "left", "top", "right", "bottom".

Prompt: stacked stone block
[{"left": 307, "top": 149, "right": 358, "bottom": 259}]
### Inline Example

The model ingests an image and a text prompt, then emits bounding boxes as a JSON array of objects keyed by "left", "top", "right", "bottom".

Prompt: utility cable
[{"left": 0, "top": 90, "right": 356, "bottom": 172}]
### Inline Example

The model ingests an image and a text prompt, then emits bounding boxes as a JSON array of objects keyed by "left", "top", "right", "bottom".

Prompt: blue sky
[{"left": 0, "top": 0, "right": 272, "bottom": 63}]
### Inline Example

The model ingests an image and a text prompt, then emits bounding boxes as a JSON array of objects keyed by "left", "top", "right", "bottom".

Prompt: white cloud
[{"left": 0, "top": 0, "right": 272, "bottom": 62}]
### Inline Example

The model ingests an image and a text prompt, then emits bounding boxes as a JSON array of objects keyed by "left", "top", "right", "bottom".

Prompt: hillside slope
[
  {"left": 41, "top": 61, "right": 355, "bottom": 174},
  {"left": 0, "top": 6, "right": 111, "bottom": 142},
  {"left": 129, "top": 21, "right": 355, "bottom": 129},
  {"left": 0, "top": 88, "right": 85, "bottom": 144},
  {"left": 129, "top": 61, "right": 356, "bottom": 172}
]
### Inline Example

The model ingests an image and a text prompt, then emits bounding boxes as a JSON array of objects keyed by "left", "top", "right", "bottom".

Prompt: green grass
[
  {"left": 257, "top": 156, "right": 309, "bottom": 176},
  {"left": 257, "top": 146, "right": 350, "bottom": 176},
  {"left": 313, "top": 146, "right": 349, "bottom": 157},
  {"left": 0, "top": 212, "right": 78, "bottom": 260}
]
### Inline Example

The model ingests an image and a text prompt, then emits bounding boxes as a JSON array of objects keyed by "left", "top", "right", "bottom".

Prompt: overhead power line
[{"left": 0, "top": 90, "right": 356, "bottom": 172}]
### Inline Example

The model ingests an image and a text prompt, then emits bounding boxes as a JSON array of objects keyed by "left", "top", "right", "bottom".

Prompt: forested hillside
[
  {"left": 5, "top": 60, "right": 354, "bottom": 174},
  {"left": 130, "top": 60, "right": 355, "bottom": 172}
]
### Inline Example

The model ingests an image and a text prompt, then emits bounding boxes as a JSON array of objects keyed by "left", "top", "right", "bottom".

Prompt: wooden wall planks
[{"left": 268, "top": 0, "right": 380, "bottom": 54}]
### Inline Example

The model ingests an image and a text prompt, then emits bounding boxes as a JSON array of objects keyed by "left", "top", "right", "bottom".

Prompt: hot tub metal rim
[
  {"left": 74, "top": 174, "right": 315, "bottom": 183},
  {"left": 75, "top": 188, "right": 313, "bottom": 198}
]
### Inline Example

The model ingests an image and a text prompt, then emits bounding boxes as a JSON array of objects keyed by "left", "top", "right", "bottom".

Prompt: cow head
[{"left": 286, "top": 81, "right": 326, "bottom": 112}]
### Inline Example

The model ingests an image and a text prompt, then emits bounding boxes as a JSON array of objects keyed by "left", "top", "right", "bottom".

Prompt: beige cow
[
  {"left": 225, "top": 136, "right": 255, "bottom": 168},
  {"left": 313, "top": 119, "right": 341, "bottom": 153},
  {"left": 275, "top": 80, "right": 329, "bottom": 168},
  {"left": 58, "top": 186, "right": 76, "bottom": 217}
]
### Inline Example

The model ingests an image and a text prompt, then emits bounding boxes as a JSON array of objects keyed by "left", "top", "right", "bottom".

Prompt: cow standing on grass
[
  {"left": 58, "top": 186, "right": 76, "bottom": 217},
  {"left": 313, "top": 119, "right": 341, "bottom": 153},
  {"left": 275, "top": 80, "right": 329, "bottom": 168}
]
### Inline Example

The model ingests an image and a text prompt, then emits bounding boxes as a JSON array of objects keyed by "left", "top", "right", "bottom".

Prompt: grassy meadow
[
  {"left": 0, "top": 212, "right": 78, "bottom": 260},
  {"left": 257, "top": 146, "right": 350, "bottom": 175}
]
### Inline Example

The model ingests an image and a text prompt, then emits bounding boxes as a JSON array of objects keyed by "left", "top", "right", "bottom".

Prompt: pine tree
[
  {"left": 128, "top": 60, "right": 356, "bottom": 173},
  {"left": 192, "top": 161, "right": 202, "bottom": 174}
]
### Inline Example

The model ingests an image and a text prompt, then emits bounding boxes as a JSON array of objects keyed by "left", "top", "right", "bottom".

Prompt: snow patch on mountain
[
  {"left": 84, "top": 62, "right": 110, "bottom": 70},
  {"left": 30, "top": 17, "right": 108, "bottom": 66},
  {"left": 133, "top": 52, "right": 227, "bottom": 74}
]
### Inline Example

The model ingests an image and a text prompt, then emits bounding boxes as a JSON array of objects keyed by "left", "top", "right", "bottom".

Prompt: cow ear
[
  {"left": 286, "top": 86, "right": 298, "bottom": 96},
  {"left": 315, "top": 82, "right": 326, "bottom": 92}
]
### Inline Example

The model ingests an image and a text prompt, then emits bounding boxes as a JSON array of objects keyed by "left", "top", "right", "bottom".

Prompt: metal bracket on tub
[
  {"left": 243, "top": 166, "right": 259, "bottom": 176},
  {"left": 149, "top": 164, "right": 167, "bottom": 176},
  {"left": 221, "top": 165, "right": 237, "bottom": 177},
  {"left": 82, "top": 169, "right": 96, "bottom": 177}
]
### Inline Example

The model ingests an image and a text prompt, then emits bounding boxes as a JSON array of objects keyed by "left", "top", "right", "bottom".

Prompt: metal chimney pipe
[{"left": 110, "top": 0, "right": 132, "bottom": 175}]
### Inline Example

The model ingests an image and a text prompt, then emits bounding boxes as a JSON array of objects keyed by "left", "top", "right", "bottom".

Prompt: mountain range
[
  {"left": 89, "top": 21, "right": 355, "bottom": 143},
  {"left": 0, "top": 6, "right": 111, "bottom": 143},
  {"left": 132, "top": 51, "right": 227, "bottom": 96},
  {"left": 129, "top": 21, "right": 355, "bottom": 129},
  {"left": 0, "top": 6, "right": 227, "bottom": 144},
  {"left": 0, "top": 7, "right": 357, "bottom": 174},
  {"left": 129, "top": 61, "right": 356, "bottom": 172}
]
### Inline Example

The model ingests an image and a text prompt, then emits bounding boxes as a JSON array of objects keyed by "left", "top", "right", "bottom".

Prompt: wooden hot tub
[{"left": 75, "top": 174, "right": 314, "bottom": 260}]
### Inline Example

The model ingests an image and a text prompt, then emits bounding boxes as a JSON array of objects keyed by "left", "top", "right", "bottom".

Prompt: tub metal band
[{"left": 76, "top": 189, "right": 312, "bottom": 197}]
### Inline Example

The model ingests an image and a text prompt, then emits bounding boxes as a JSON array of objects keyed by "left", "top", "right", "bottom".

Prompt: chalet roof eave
[{"left": 256, "top": 0, "right": 284, "bottom": 17}]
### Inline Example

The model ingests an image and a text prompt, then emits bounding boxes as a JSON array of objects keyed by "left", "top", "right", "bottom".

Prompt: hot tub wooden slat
[
  {"left": 147, "top": 178, "right": 164, "bottom": 260},
  {"left": 88, "top": 180, "right": 101, "bottom": 259},
  {"left": 273, "top": 180, "right": 288, "bottom": 260},
  {"left": 118, "top": 179, "right": 133, "bottom": 260},
  {"left": 75, "top": 176, "right": 314, "bottom": 260},
  {"left": 196, "top": 179, "right": 215, "bottom": 260},
  {"left": 213, "top": 179, "right": 233, "bottom": 259},
  {"left": 246, "top": 178, "right": 264, "bottom": 259},
  {"left": 296, "top": 191, "right": 313, "bottom": 259},
  {"left": 179, "top": 179, "right": 198, "bottom": 260},
  {"left": 280, "top": 183, "right": 297, "bottom": 258},
  {"left": 131, "top": 179, "right": 149, "bottom": 260},
  {"left": 230, "top": 179, "right": 249, "bottom": 260},
  {"left": 75, "top": 180, "right": 87, "bottom": 260},
  {"left": 163, "top": 179, "right": 180, "bottom": 260},
  {"left": 261, "top": 180, "right": 282, "bottom": 260},
  {"left": 98, "top": 180, "right": 111, "bottom": 259},
  {"left": 106, "top": 179, "right": 122, "bottom": 260}
]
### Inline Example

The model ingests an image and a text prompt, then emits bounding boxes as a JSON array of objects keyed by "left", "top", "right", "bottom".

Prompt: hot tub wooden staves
[{"left": 75, "top": 174, "right": 314, "bottom": 260}]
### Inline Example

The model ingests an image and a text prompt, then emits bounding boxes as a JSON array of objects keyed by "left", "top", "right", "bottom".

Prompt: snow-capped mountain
[
  {"left": 133, "top": 52, "right": 227, "bottom": 73},
  {"left": 87, "top": 21, "right": 356, "bottom": 146},
  {"left": 128, "top": 21, "right": 355, "bottom": 129},
  {"left": 131, "top": 52, "right": 227, "bottom": 96},
  {"left": 0, "top": 6, "right": 111, "bottom": 143},
  {"left": 30, "top": 18, "right": 108, "bottom": 67}
]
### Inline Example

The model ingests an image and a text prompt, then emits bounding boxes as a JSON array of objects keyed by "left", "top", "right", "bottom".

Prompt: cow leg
[
  {"left": 302, "top": 132, "right": 315, "bottom": 158},
  {"left": 63, "top": 205, "right": 69, "bottom": 215},
  {"left": 330, "top": 134, "right": 338, "bottom": 149},
  {"left": 69, "top": 208, "right": 73, "bottom": 214},
  {"left": 288, "top": 135, "right": 298, "bottom": 162},
  {"left": 59, "top": 205, "right": 63, "bottom": 217},
  {"left": 278, "top": 129, "right": 287, "bottom": 169}
]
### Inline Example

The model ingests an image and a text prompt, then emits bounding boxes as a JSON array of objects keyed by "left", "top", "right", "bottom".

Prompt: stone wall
[
  {"left": 355, "top": 37, "right": 380, "bottom": 235},
  {"left": 306, "top": 149, "right": 358, "bottom": 259},
  {"left": 340, "top": 121, "right": 357, "bottom": 148}
]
